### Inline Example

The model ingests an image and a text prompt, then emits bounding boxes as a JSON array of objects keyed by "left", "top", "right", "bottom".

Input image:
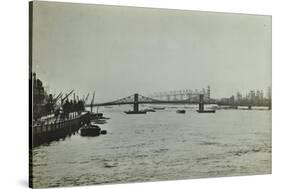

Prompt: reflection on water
[{"left": 32, "top": 106, "right": 271, "bottom": 188}]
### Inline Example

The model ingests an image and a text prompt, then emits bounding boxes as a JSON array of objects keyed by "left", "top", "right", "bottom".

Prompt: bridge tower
[
  {"left": 207, "top": 85, "right": 210, "bottom": 101},
  {"left": 199, "top": 94, "right": 204, "bottom": 112},
  {"left": 134, "top": 93, "right": 139, "bottom": 112}
]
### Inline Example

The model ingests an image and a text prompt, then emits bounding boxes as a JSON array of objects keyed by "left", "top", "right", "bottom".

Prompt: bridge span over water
[
  {"left": 85, "top": 93, "right": 271, "bottom": 111},
  {"left": 88, "top": 93, "right": 213, "bottom": 106}
]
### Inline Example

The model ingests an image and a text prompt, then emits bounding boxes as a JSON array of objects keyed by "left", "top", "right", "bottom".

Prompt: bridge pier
[
  {"left": 124, "top": 93, "right": 146, "bottom": 114},
  {"left": 198, "top": 94, "right": 204, "bottom": 112},
  {"left": 197, "top": 94, "right": 215, "bottom": 113},
  {"left": 134, "top": 93, "right": 139, "bottom": 112}
]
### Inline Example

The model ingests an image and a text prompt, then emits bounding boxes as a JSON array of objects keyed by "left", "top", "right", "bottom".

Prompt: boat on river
[
  {"left": 144, "top": 108, "right": 156, "bottom": 112},
  {"left": 152, "top": 107, "right": 165, "bottom": 110},
  {"left": 176, "top": 110, "right": 186, "bottom": 114},
  {"left": 80, "top": 123, "right": 101, "bottom": 136},
  {"left": 124, "top": 110, "right": 147, "bottom": 114},
  {"left": 196, "top": 110, "right": 216, "bottom": 113},
  {"left": 93, "top": 119, "right": 107, "bottom": 124},
  {"left": 32, "top": 112, "right": 91, "bottom": 147}
]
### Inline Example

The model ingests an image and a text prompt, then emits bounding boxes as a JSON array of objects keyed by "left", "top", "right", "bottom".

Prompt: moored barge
[
  {"left": 124, "top": 110, "right": 147, "bottom": 114},
  {"left": 32, "top": 112, "right": 91, "bottom": 147}
]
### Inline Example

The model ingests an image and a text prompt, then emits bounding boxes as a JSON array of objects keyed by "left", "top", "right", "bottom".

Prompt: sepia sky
[{"left": 32, "top": 1, "right": 271, "bottom": 102}]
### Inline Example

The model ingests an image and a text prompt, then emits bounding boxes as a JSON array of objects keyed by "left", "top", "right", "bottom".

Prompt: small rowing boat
[{"left": 176, "top": 110, "right": 186, "bottom": 114}]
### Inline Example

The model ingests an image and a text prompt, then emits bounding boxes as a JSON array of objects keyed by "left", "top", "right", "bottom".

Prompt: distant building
[
  {"left": 248, "top": 90, "right": 256, "bottom": 102},
  {"left": 260, "top": 90, "right": 264, "bottom": 100},
  {"left": 267, "top": 86, "right": 271, "bottom": 100},
  {"left": 32, "top": 73, "right": 46, "bottom": 105},
  {"left": 236, "top": 92, "right": 242, "bottom": 102},
  {"left": 32, "top": 73, "right": 48, "bottom": 120}
]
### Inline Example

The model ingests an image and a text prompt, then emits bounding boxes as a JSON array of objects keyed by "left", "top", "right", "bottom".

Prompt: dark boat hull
[
  {"left": 124, "top": 111, "right": 147, "bottom": 114},
  {"left": 197, "top": 110, "right": 216, "bottom": 113},
  {"left": 176, "top": 110, "right": 186, "bottom": 114},
  {"left": 93, "top": 119, "right": 107, "bottom": 124},
  {"left": 80, "top": 125, "right": 101, "bottom": 136},
  {"left": 153, "top": 107, "right": 165, "bottom": 110}
]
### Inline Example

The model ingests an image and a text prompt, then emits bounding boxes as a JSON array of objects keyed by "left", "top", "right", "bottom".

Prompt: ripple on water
[{"left": 32, "top": 110, "right": 271, "bottom": 187}]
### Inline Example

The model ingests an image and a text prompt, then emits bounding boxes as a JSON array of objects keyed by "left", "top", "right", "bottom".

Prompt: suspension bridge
[
  {"left": 84, "top": 93, "right": 214, "bottom": 113},
  {"left": 84, "top": 93, "right": 271, "bottom": 112}
]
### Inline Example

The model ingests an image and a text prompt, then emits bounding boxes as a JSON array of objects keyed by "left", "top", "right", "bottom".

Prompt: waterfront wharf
[{"left": 32, "top": 111, "right": 91, "bottom": 147}]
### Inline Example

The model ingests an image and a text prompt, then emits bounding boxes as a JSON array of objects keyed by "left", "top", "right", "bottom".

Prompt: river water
[{"left": 32, "top": 105, "right": 271, "bottom": 188}]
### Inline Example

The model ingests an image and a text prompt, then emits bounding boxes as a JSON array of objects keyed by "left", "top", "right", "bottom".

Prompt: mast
[{"left": 90, "top": 91, "right": 95, "bottom": 113}]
